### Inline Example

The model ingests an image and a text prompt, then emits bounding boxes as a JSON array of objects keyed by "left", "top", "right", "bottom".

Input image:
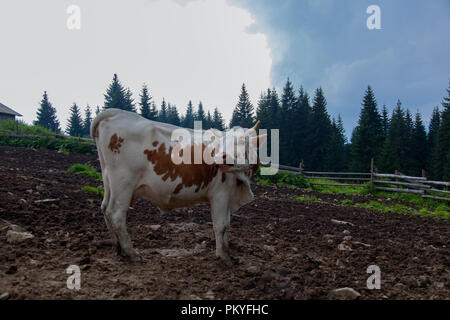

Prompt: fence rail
[{"left": 266, "top": 158, "right": 450, "bottom": 202}]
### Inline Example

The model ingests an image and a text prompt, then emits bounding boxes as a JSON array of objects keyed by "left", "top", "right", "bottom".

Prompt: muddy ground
[{"left": 0, "top": 146, "right": 448, "bottom": 300}]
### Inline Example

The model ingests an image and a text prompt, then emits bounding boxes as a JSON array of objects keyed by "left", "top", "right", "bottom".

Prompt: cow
[{"left": 90, "top": 108, "right": 267, "bottom": 263}]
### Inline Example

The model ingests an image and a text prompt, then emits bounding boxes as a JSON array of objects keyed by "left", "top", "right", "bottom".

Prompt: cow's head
[{"left": 212, "top": 121, "right": 267, "bottom": 173}]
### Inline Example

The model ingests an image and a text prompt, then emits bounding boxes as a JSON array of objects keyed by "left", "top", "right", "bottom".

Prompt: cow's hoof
[
  {"left": 126, "top": 249, "right": 144, "bottom": 263},
  {"left": 217, "top": 253, "right": 232, "bottom": 266}
]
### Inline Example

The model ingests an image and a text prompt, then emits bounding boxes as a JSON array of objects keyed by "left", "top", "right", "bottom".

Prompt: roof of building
[{"left": 0, "top": 103, "right": 22, "bottom": 116}]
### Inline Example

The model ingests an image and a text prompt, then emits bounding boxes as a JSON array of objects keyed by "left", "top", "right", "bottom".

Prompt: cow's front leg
[{"left": 210, "top": 196, "right": 231, "bottom": 264}]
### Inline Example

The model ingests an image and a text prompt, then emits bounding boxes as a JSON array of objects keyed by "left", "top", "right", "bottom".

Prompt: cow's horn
[{"left": 247, "top": 120, "right": 260, "bottom": 135}]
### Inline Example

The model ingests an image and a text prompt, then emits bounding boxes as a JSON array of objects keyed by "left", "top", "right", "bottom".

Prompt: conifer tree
[
  {"left": 182, "top": 101, "right": 195, "bottom": 128},
  {"left": 230, "top": 84, "right": 255, "bottom": 128},
  {"left": 95, "top": 106, "right": 101, "bottom": 116},
  {"left": 196, "top": 102, "right": 206, "bottom": 127},
  {"left": 256, "top": 90, "right": 272, "bottom": 130},
  {"left": 82, "top": 105, "right": 93, "bottom": 136},
  {"left": 307, "top": 88, "right": 332, "bottom": 171},
  {"left": 410, "top": 111, "right": 427, "bottom": 175},
  {"left": 351, "top": 86, "right": 383, "bottom": 172},
  {"left": 205, "top": 111, "right": 213, "bottom": 130},
  {"left": 124, "top": 88, "right": 136, "bottom": 112},
  {"left": 34, "top": 91, "right": 61, "bottom": 132},
  {"left": 104, "top": 74, "right": 127, "bottom": 110},
  {"left": 381, "top": 104, "right": 389, "bottom": 138},
  {"left": 326, "top": 115, "right": 346, "bottom": 171},
  {"left": 66, "top": 103, "right": 83, "bottom": 136},
  {"left": 428, "top": 106, "right": 441, "bottom": 179},
  {"left": 139, "top": 84, "right": 157, "bottom": 120},
  {"left": 379, "top": 100, "right": 408, "bottom": 173},
  {"left": 278, "top": 79, "right": 297, "bottom": 165},
  {"left": 167, "top": 104, "right": 180, "bottom": 126},
  {"left": 292, "top": 86, "right": 311, "bottom": 166},
  {"left": 212, "top": 107, "right": 225, "bottom": 131},
  {"left": 437, "top": 82, "right": 450, "bottom": 180},
  {"left": 159, "top": 99, "right": 168, "bottom": 123}
]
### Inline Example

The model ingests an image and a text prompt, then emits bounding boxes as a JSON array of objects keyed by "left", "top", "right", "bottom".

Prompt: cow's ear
[{"left": 250, "top": 134, "right": 268, "bottom": 149}]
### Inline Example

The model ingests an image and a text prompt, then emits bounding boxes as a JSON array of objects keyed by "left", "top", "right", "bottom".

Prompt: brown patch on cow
[
  {"left": 144, "top": 143, "right": 219, "bottom": 194},
  {"left": 152, "top": 141, "right": 159, "bottom": 147},
  {"left": 222, "top": 172, "right": 226, "bottom": 183},
  {"left": 109, "top": 133, "right": 124, "bottom": 153}
]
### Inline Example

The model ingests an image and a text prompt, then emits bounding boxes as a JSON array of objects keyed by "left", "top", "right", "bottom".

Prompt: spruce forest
[{"left": 34, "top": 74, "right": 450, "bottom": 181}]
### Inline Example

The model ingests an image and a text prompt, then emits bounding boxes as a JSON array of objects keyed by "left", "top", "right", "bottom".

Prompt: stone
[
  {"left": 149, "top": 224, "right": 161, "bottom": 231},
  {"left": 205, "top": 290, "right": 215, "bottom": 300},
  {"left": 329, "top": 287, "right": 361, "bottom": 300},
  {"left": 263, "top": 245, "right": 276, "bottom": 252},
  {"left": 0, "top": 292, "right": 10, "bottom": 300},
  {"left": 338, "top": 241, "right": 352, "bottom": 251},
  {"left": 246, "top": 265, "right": 261, "bottom": 274},
  {"left": 331, "top": 219, "right": 355, "bottom": 227},
  {"left": 6, "top": 230, "right": 34, "bottom": 244}
]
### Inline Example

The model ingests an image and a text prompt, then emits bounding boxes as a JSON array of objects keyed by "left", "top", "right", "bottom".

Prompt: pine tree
[
  {"left": 205, "top": 111, "right": 213, "bottom": 130},
  {"left": 66, "top": 103, "right": 83, "bottom": 137},
  {"left": 230, "top": 84, "right": 255, "bottom": 129},
  {"left": 95, "top": 106, "right": 101, "bottom": 116},
  {"left": 269, "top": 88, "right": 280, "bottom": 129},
  {"left": 326, "top": 115, "right": 346, "bottom": 171},
  {"left": 278, "top": 79, "right": 297, "bottom": 165},
  {"left": 182, "top": 101, "right": 195, "bottom": 128},
  {"left": 351, "top": 86, "right": 384, "bottom": 172},
  {"left": 381, "top": 104, "right": 389, "bottom": 138},
  {"left": 437, "top": 82, "right": 450, "bottom": 180},
  {"left": 410, "top": 111, "right": 427, "bottom": 176},
  {"left": 167, "top": 104, "right": 180, "bottom": 126},
  {"left": 82, "top": 105, "right": 93, "bottom": 137},
  {"left": 292, "top": 86, "right": 311, "bottom": 166},
  {"left": 139, "top": 84, "right": 157, "bottom": 120},
  {"left": 379, "top": 100, "right": 408, "bottom": 173},
  {"left": 159, "top": 99, "right": 168, "bottom": 123},
  {"left": 427, "top": 106, "right": 441, "bottom": 179},
  {"left": 256, "top": 89, "right": 272, "bottom": 130},
  {"left": 34, "top": 91, "right": 61, "bottom": 132},
  {"left": 307, "top": 88, "right": 333, "bottom": 171},
  {"left": 124, "top": 88, "right": 136, "bottom": 112},
  {"left": 195, "top": 102, "right": 206, "bottom": 127},
  {"left": 104, "top": 74, "right": 128, "bottom": 110},
  {"left": 212, "top": 107, "right": 225, "bottom": 131}
]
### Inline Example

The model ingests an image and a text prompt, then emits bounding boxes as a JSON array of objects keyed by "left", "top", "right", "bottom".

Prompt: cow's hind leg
[
  {"left": 105, "top": 183, "right": 141, "bottom": 261},
  {"left": 210, "top": 196, "right": 231, "bottom": 264}
]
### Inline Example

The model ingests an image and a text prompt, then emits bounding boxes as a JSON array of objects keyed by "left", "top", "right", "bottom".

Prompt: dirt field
[{"left": 0, "top": 146, "right": 448, "bottom": 300}]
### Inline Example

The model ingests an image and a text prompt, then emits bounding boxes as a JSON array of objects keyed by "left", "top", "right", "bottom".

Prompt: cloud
[{"left": 0, "top": 0, "right": 272, "bottom": 129}]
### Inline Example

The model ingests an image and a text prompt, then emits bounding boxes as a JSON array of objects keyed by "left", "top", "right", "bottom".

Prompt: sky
[{"left": 0, "top": 0, "right": 449, "bottom": 137}]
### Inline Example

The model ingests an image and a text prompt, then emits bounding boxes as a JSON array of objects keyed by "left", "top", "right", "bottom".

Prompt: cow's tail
[
  {"left": 91, "top": 109, "right": 122, "bottom": 213},
  {"left": 90, "top": 108, "right": 122, "bottom": 141}
]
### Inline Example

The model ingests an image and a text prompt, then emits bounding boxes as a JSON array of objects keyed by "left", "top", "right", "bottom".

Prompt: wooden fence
[{"left": 265, "top": 159, "right": 450, "bottom": 202}]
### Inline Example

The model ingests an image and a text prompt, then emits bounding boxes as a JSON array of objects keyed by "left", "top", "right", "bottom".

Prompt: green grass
[
  {"left": 81, "top": 185, "right": 104, "bottom": 196},
  {"left": 296, "top": 195, "right": 319, "bottom": 203},
  {"left": 0, "top": 119, "right": 54, "bottom": 135},
  {"left": 68, "top": 163, "right": 102, "bottom": 181},
  {"left": 254, "top": 169, "right": 310, "bottom": 189},
  {"left": 308, "top": 179, "right": 371, "bottom": 195}
]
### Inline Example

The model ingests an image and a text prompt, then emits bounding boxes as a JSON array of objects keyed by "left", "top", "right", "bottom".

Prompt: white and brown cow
[{"left": 91, "top": 108, "right": 267, "bottom": 263}]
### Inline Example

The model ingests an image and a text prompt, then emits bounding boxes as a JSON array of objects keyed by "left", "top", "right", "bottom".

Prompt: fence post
[
  {"left": 370, "top": 158, "right": 374, "bottom": 188},
  {"left": 299, "top": 160, "right": 304, "bottom": 175},
  {"left": 395, "top": 170, "right": 400, "bottom": 194},
  {"left": 422, "top": 169, "right": 426, "bottom": 179},
  {"left": 16, "top": 120, "right": 19, "bottom": 134}
]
